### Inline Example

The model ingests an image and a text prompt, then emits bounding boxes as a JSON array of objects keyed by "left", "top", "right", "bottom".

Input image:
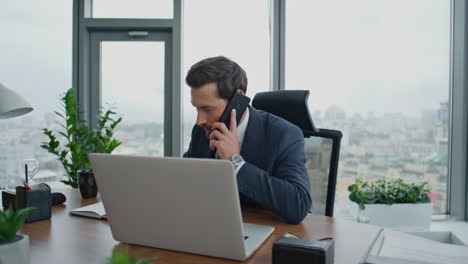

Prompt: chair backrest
[
  {"left": 252, "top": 90, "right": 342, "bottom": 217},
  {"left": 251, "top": 90, "right": 317, "bottom": 133}
]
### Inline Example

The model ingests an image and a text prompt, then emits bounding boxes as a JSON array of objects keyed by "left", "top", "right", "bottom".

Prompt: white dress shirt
[{"left": 234, "top": 108, "right": 249, "bottom": 174}]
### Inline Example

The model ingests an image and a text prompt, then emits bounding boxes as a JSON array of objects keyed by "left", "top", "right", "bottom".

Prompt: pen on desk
[{"left": 24, "top": 164, "right": 31, "bottom": 191}]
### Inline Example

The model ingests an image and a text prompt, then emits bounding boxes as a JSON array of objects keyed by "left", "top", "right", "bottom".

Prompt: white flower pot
[
  {"left": 0, "top": 234, "right": 30, "bottom": 264},
  {"left": 355, "top": 203, "right": 432, "bottom": 232}
]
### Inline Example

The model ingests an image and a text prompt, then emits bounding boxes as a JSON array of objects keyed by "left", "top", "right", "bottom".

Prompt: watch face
[{"left": 232, "top": 155, "right": 243, "bottom": 164}]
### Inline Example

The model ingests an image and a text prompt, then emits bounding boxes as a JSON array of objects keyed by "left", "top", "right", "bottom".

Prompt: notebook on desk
[
  {"left": 88, "top": 153, "right": 275, "bottom": 261},
  {"left": 70, "top": 202, "right": 107, "bottom": 220}
]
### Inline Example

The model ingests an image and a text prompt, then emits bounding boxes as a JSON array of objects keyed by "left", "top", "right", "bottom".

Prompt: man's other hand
[{"left": 209, "top": 109, "right": 240, "bottom": 160}]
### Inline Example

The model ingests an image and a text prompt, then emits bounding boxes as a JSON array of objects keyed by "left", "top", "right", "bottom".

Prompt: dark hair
[{"left": 185, "top": 56, "right": 248, "bottom": 99}]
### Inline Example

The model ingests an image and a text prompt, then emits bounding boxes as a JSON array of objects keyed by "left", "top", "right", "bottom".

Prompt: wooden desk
[{"left": 20, "top": 189, "right": 380, "bottom": 264}]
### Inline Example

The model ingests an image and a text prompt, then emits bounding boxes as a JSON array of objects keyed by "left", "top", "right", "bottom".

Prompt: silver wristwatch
[{"left": 231, "top": 155, "right": 244, "bottom": 169}]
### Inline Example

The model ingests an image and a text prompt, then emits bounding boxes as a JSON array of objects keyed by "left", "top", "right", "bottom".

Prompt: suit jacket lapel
[{"left": 241, "top": 106, "right": 265, "bottom": 167}]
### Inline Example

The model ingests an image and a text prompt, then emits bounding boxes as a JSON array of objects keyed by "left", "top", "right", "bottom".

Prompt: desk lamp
[{"left": 0, "top": 82, "right": 33, "bottom": 119}]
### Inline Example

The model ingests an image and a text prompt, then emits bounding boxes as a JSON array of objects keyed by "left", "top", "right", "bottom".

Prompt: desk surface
[{"left": 20, "top": 189, "right": 380, "bottom": 264}]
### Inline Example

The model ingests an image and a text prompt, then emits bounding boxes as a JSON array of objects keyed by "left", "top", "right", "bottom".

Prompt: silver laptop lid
[{"left": 89, "top": 153, "right": 247, "bottom": 260}]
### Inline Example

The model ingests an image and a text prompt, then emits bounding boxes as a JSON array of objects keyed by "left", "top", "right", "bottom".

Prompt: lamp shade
[{"left": 0, "top": 82, "right": 33, "bottom": 119}]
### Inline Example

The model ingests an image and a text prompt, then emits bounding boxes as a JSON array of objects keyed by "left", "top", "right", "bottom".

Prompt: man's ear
[{"left": 236, "top": 89, "right": 245, "bottom": 95}]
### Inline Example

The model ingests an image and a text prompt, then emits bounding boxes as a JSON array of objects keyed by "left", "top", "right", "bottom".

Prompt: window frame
[
  {"left": 88, "top": 31, "right": 172, "bottom": 156},
  {"left": 450, "top": 0, "right": 468, "bottom": 221},
  {"left": 73, "top": 0, "right": 183, "bottom": 157}
]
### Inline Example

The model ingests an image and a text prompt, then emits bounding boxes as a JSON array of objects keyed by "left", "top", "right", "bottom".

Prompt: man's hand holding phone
[{"left": 209, "top": 109, "right": 240, "bottom": 160}]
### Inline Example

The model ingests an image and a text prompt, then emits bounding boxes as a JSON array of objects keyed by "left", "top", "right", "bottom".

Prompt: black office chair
[{"left": 252, "top": 90, "right": 343, "bottom": 217}]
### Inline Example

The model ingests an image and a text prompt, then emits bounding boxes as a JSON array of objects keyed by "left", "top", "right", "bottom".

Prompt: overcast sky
[{"left": 0, "top": 0, "right": 450, "bottom": 125}]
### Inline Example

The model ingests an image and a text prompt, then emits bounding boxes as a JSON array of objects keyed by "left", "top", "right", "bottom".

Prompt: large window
[
  {"left": 286, "top": 0, "right": 451, "bottom": 215},
  {"left": 100, "top": 42, "right": 166, "bottom": 156},
  {"left": 182, "top": 0, "right": 271, "bottom": 152},
  {"left": 0, "top": 1, "right": 72, "bottom": 188}
]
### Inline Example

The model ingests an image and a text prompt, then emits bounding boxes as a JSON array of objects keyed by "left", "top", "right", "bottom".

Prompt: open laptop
[{"left": 88, "top": 153, "right": 274, "bottom": 261}]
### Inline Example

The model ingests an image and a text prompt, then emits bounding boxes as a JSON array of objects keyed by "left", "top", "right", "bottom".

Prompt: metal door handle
[{"left": 128, "top": 31, "right": 149, "bottom": 37}]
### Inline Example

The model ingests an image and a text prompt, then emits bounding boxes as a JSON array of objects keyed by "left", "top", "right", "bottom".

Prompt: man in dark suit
[{"left": 183, "top": 56, "right": 311, "bottom": 224}]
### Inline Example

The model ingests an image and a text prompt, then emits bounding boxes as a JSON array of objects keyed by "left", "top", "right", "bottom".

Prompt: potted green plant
[
  {"left": 41, "top": 88, "right": 122, "bottom": 188},
  {"left": 0, "top": 207, "right": 34, "bottom": 264},
  {"left": 348, "top": 178, "right": 432, "bottom": 231}
]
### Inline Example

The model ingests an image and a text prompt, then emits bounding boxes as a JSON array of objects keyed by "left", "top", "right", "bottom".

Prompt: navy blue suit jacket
[{"left": 183, "top": 106, "right": 312, "bottom": 224}]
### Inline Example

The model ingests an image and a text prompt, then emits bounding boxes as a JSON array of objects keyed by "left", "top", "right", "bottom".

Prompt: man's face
[{"left": 191, "top": 82, "right": 228, "bottom": 136}]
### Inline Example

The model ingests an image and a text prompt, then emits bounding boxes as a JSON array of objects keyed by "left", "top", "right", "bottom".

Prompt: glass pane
[
  {"left": 93, "top": 0, "right": 173, "bottom": 19},
  {"left": 182, "top": 0, "right": 271, "bottom": 152},
  {"left": 286, "top": 0, "right": 450, "bottom": 215},
  {"left": 0, "top": 0, "right": 72, "bottom": 189},
  {"left": 101, "top": 42, "right": 165, "bottom": 156}
]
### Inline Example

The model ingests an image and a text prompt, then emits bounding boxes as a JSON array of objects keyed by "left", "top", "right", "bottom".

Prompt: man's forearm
[{"left": 237, "top": 162, "right": 311, "bottom": 224}]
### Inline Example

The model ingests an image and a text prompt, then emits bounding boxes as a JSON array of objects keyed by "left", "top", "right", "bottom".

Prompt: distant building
[{"left": 324, "top": 105, "right": 346, "bottom": 121}]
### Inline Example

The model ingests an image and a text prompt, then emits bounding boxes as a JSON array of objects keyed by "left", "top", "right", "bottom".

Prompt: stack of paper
[{"left": 367, "top": 230, "right": 468, "bottom": 264}]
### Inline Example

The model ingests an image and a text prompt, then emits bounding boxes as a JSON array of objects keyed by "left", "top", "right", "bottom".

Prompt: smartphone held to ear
[{"left": 219, "top": 92, "right": 251, "bottom": 129}]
